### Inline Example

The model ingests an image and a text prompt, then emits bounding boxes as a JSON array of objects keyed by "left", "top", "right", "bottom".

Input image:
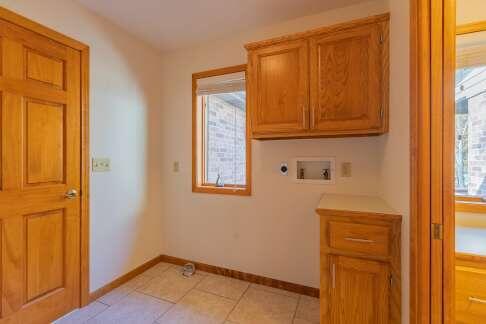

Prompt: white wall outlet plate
[
  {"left": 173, "top": 161, "right": 180, "bottom": 172},
  {"left": 92, "top": 158, "right": 111, "bottom": 172}
]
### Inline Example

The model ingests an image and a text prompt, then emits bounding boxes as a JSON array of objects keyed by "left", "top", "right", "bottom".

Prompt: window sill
[
  {"left": 192, "top": 185, "right": 251, "bottom": 196},
  {"left": 456, "top": 200, "right": 486, "bottom": 214}
]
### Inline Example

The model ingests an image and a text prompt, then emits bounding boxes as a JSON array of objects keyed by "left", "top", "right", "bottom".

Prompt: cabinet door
[
  {"left": 328, "top": 255, "right": 390, "bottom": 324},
  {"left": 248, "top": 39, "right": 309, "bottom": 136},
  {"left": 456, "top": 265, "right": 486, "bottom": 323},
  {"left": 310, "top": 22, "right": 386, "bottom": 134}
]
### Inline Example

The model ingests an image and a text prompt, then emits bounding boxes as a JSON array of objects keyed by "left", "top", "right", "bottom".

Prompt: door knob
[{"left": 64, "top": 189, "right": 78, "bottom": 199}]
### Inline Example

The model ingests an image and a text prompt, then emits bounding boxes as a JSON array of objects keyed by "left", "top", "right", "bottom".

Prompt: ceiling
[{"left": 76, "top": 0, "right": 364, "bottom": 52}]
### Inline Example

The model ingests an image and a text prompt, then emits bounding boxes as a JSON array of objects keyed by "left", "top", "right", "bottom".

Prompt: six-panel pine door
[{"left": 0, "top": 17, "right": 82, "bottom": 324}]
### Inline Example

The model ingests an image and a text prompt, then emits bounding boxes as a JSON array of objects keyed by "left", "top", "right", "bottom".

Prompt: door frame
[
  {"left": 410, "top": 0, "right": 455, "bottom": 323},
  {"left": 0, "top": 7, "right": 91, "bottom": 307}
]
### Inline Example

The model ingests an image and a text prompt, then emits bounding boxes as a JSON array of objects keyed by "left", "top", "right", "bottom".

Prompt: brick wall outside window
[
  {"left": 205, "top": 94, "right": 246, "bottom": 185},
  {"left": 467, "top": 92, "right": 486, "bottom": 196}
]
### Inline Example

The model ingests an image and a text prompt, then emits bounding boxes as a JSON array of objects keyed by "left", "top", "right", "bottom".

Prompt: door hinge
[
  {"left": 379, "top": 34, "right": 384, "bottom": 44},
  {"left": 389, "top": 275, "right": 393, "bottom": 287},
  {"left": 432, "top": 223, "right": 443, "bottom": 240},
  {"left": 380, "top": 106, "right": 384, "bottom": 119}
]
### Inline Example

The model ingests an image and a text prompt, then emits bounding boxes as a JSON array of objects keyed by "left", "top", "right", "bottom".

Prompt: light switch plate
[
  {"left": 92, "top": 158, "right": 111, "bottom": 172},
  {"left": 173, "top": 161, "right": 180, "bottom": 172}
]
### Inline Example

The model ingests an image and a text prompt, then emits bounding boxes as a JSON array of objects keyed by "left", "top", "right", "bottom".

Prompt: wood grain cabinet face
[
  {"left": 310, "top": 23, "right": 386, "bottom": 133},
  {"left": 456, "top": 265, "right": 486, "bottom": 323},
  {"left": 245, "top": 14, "right": 389, "bottom": 139},
  {"left": 328, "top": 255, "right": 390, "bottom": 324},
  {"left": 318, "top": 209, "right": 401, "bottom": 324},
  {"left": 329, "top": 221, "right": 391, "bottom": 257},
  {"left": 248, "top": 39, "right": 309, "bottom": 135}
]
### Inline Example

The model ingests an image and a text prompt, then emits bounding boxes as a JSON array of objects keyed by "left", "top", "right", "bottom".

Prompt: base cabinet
[
  {"left": 318, "top": 210, "right": 401, "bottom": 324},
  {"left": 327, "top": 255, "right": 390, "bottom": 324},
  {"left": 456, "top": 255, "right": 486, "bottom": 324}
]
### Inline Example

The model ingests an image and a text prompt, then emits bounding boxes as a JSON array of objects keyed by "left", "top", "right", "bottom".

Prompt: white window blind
[{"left": 196, "top": 71, "right": 245, "bottom": 95}]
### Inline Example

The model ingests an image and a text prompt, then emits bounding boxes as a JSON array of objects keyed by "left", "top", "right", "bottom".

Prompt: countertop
[{"left": 316, "top": 193, "right": 398, "bottom": 215}]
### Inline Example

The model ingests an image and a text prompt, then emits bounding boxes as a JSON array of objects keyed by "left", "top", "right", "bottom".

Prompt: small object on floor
[{"left": 181, "top": 263, "right": 196, "bottom": 277}]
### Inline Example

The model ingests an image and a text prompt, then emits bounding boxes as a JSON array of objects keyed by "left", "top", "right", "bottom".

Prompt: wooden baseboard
[
  {"left": 88, "top": 254, "right": 319, "bottom": 302},
  {"left": 89, "top": 255, "right": 162, "bottom": 302},
  {"left": 160, "top": 254, "right": 319, "bottom": 298}
]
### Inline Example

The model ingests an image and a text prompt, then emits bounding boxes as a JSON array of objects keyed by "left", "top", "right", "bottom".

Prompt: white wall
[
  {"left": 158, "top": 0, "right": 396, "bottom": 296},
  {"left": 457, "top": 0, "right": 486, "bottom": 24},
  {"left": 380, "top": 0, "right": 410, "bottom": 323},
  {"left": 0, "top": 0, "right": 165, "bottom": 291},
  {"left": 159, "top": 1, "right": 411, "bottom": 321}
]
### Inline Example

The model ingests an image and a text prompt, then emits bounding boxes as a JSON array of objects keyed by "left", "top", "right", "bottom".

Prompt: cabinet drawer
[
  {"left": 328, "top": 221, "right": 390, "bottom": 257},
  {"left": 456, "top": 265, "right": 486, "bottom": 323}
]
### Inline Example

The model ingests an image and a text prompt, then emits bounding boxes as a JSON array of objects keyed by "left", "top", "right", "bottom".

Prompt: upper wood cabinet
[
  {"left": 245, "top": 14, "right": 389, "bottom": 139},
  {"left": 310, "top": 23, "right": 385, "bottom": 133},
  {"left": 248, "top": 39, "right": 309, "bottom": 134}
]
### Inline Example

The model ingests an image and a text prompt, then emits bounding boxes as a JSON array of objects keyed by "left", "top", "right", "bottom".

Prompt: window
[
  {"left": 455, "top": 28, "right": 486, "bottom": 212},
  {"left": 192, "top": 65, "right": 251, "bottom": 195}
]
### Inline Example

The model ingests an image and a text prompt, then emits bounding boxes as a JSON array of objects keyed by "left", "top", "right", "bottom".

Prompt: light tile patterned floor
[{"left": 54, "top": 262, "right": 319, "bottom": 324}]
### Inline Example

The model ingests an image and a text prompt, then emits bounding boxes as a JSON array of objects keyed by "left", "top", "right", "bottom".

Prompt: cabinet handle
[
  {"left": 331, "top": 263, "right": 336, "bottom": 289},
  {"left": 302, "top": 105, "right": 308, "bottom": 128},
  {"left": 309, "top": 106, "right": 315, "bottom": 129},
  {"left": 344, "top": 237, "right": 375, "bottom": 243},
  {"left": 469, "top": 296, "right": 486, "bottom": 304}
]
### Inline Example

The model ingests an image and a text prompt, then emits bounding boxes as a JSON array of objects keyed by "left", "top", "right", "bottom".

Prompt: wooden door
[
  {"left": 0, "top": 16, "right": 82, "bottom": 324},
  {"left": 328, "top": 255, "right": 390, "bottom": 324},
  {"left": 310, "top": 22, "right": 386, "bottom": 134},
  {"left": 248, "top": 39, "right": 309, "bottom": 136}
]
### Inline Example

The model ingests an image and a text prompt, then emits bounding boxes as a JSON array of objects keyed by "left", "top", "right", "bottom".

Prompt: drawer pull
[
  {"left": 469, "top": 297, "right": 486, "bottom": 304},
  {"left": 331, "top": 263, "right": 336, "bottom": 289},
  {"left": 344, "top": 237, "right": 375, "bottom": 243}
]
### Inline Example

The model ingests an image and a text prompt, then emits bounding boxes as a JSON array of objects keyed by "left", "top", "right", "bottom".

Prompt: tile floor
[{"left": 54, "top": 262, "right": 319, "bottom": 324}]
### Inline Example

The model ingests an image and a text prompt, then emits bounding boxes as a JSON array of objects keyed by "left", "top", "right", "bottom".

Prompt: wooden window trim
[
  {"left": 192, "top": 64, "right": 251, "bottom": 196},
  {"left": 457, "top": 20, "right": 486, "bottom": 35},
  {"left": 455, "top": 195, "right": 486, "bottom": 213}
]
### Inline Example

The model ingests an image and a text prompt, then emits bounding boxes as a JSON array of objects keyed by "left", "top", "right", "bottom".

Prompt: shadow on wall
[{"left": 47, "top": 5, "right": 166, "bottom": 290}]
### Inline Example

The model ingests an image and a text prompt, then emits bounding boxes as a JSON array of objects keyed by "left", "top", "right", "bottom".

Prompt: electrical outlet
[
  {"left": 341, "top": 162, "right": 352, "bottom": 177},
  {"left": 173, "top": 161, "right": 180, "bottom": 172},
  {"left": 92, "top": 158, "right": 111, "bottom": 172}
]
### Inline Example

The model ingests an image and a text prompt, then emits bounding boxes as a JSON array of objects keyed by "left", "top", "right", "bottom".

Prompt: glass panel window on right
[{"left": 455, "top": 30, "right": 486, "bottom": 198}]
